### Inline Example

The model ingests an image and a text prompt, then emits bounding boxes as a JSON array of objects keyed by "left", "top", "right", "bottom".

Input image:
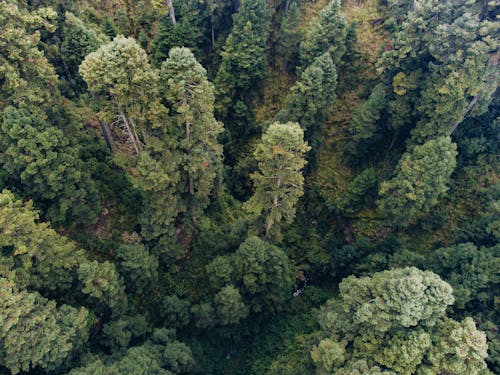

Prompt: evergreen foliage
[
  {"left": 244, "top": 122, "right": 310, "bottom": 237},
  {"left": 0, "top": 1, "right": 498, "bottom": 373},
  {"left": 378, "top": 136, "right": 458, "bottom": 226}
]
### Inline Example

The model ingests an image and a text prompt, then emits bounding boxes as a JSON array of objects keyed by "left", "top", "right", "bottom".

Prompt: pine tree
[
  {"left": 1, "top": 106, "right": 101, "bottom": 225},
  {"left": 0, "top": 278, "right": 90, "bottom": 374},
  {"left": 299, "top": 0, "right": 347, "bottom": 68},
  {"left": 79, "top": 35, "right": 164, "bottom": 155},
  {"left": 0, "top": 1, "right": 57, "bottom": 108},
  {"left": 275, "top": 52, "right": 337, "bottom": 164},
  {"left": 244, "top": 122, "right": 310, "bottom": 237},
  {"left": 0, "top": 189, "right": 86, "bottom": 294},
  {"left": 214, "top": 0, "right": 271, "bottom": 153},
  {"left": 378, "top": 136, "right": 458, "bottom": 226},
  {"left": 159, "top": 47, "right": 224, "bottom": 222}
]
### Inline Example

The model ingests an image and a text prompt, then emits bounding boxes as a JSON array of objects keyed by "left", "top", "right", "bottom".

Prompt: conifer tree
[
  {"left": 0, "top": 278, "right": 90, "bottom": 374},
  {"left": 378, "top": 136, "right": 458, "bottom": 226},
  {"left": 275, "top": 52, "right": 337, "bottom": 163},
  {"left": 0, "top": 106, "right": 101, "bottom": 225},
  {"left": 244, "top": 122, "right": 310, "bottom": 237},
  {"left": 0, "top": 1, "right": 57, "bottom": 108},
  {"left": 0, "top": 189, "right": 86, "bottom": 294},
  {"left": 276, "top": 2, "right": 303, "bottom": 73},
  {"left": 299, "top": 0, "right": 347, "bottom": 68},
  {"left": 79, "top": 35, "right": 164, "bottom": 155},
  {"left": 214, "top": 0, "right": 271, "bottom": 149},
  {"left": 159, "top": 47, "right": 224, "bottom": 222},
  {"left": 311, "top": 267, "right": 489, "bottom": 374},
  {"left": 60, "top": 12, "right": 107, "bottom": 89}
]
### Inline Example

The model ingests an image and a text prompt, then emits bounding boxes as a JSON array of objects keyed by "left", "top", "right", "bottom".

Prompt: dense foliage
[{"left": 0, "top": 0, "right": 498, "bottom": 374}]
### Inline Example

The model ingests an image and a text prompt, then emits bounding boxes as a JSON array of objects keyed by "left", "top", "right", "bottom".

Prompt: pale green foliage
[
  {"left": 0, "top": 189, "right": 86, "bottom": 293},
  {"left": 371, "top": 330, "right": 431, "bottom": 374},
  {"left": 299, "top": 0, "right": 347, "bottom": 67},
  {"left": 0, "top": 278, "right": 90, "bottom": 374},
  {"left": 116, "top": 242, "right": 159, "bottom": 294},
  {"left": 244, "top": 122, "right": 310, "bottom": 237},
  {"left": 214, "top": 285, "right": 249, "bottom": 325},
  {"left": 312, "top": 268, "right": 490, "bottom": 374},
  {"left": 310, "top": 338, "right": 346, "bottom": 374},
  {"left": 0, "top": 1, "right": 57, "bottom": 108},
  {"left": 421, "top": 317, "right": 490, "bottom": 374},
  {"left": 337, "top": 267, "right": 454, "bottom": 332},
  {"left": 78, "top": 261, "right": 128, "bottom": 315},
  {"left": 79, "top": 35, "right": 164, "bottom": 154},
  {"left": 378, "top": 136, "right": 457, "bottom": 226},
  {"left": 207, "top": 236, "right": 295, "bottom": 314}
]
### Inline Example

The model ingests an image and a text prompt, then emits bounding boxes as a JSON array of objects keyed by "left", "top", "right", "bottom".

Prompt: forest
[{"left": 0, "top": 0, "right": 498, "bottom": 374}]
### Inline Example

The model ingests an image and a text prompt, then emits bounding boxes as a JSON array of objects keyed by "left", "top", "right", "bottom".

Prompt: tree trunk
[
  {"left": 450, "top": 53, "right": 498, "bottom": 135},
  {"left": 211, "top": 21, "right": 215, "bottom": 50},
  {"left": 99, "top": 120, "right": 117, "bottom": 153},
  {"left": 166, "top": 0, "right": 176, "bottom": 26},
  {"left": 112, "top": 96, "right": 141, "bottom": 155},
  {"left": 285, "top": 0, "right": 292, "bottom": 15}
]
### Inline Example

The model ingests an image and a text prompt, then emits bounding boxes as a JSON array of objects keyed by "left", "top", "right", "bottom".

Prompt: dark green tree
[
  {"left": 214, "top": 0, "right": 271, "bottom": 154},
  {"left": 116, "top": 242, "right": 159, "bottom": 295},
  {"left": 159, "top": 47, "right": 224, "bottom": 223},
  {"left": 207, "top": 236, "right": 295, "bottom": 314},
  {"left": 0, "top": 106, "right": 101, "bottom": 225},
  {"left": 334, "top": 168, "right": 377, "bottom": 217},
  {"left": 378, "top": 136, "right": 458, "bottom": 226},
  {"left": 299, "top": 0, "right": 347, "bottom": 68},
  {"left": 275, "top": 52, "right": 337, "bottom": 163}
]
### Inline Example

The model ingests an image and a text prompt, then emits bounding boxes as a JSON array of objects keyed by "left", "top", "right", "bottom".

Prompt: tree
[
  {"left": 69, "top": 328, "right": 195, "bottom": 374},
  {"left": 244, "top": 122, "right": 310, "bottom": 237},
  {"left": 379, "top": 0, "right": 498, "bottom": 144},
  {"left": 0, "top": 1, "right": 57, "bottom": 108},
  {"left": 60, "top": 12, "right": 107, "bottom": 90},
  {"left": 207, "top": 236, "right": 295, "bottom": 314},
  {"left": 214, "top": 285, "right": 249, "bottom": 325},
  {"left": 78, "top": 261, "right": 128, "bottom": 316},
  {"left": 0, "top": 106, "right": 101, "bottom": 225},
  {"left": 276, "top": 1, "right": 303, "bottom": 73},
  {"left": 275, "top": 53, "right": 337, "bottom": 164},
  {"left": 311, "top": 267, "right": 490, "bottom": 374},
  {"left": 214, "top": 0, "right": 271, "bottom": 150},
  {"left": 151, "top": 1, "right": 205, "bottom": 65},
  {"left": 0, "top": 278, "right": 90, "bottom": 374},
  {"left": 79, "top": 35, "right": 164, "bottom": 155},
  {"left": 116, "top": 242, "right": 159, "bottom": 295},
  {"left": 299, "top": 0, "right": 347, "bottom": 68},
  {"left": 378, "top": 136, "right": 457, "bottom": 226},
  {"left": 159, "top": 47, "right": 224, "bottom": 222},
  {"left": 0, "top": 189, "right": 86, "bottom": 294},
  {"left": 334, "top": 168, "right": 377, "bottom": 217},
  {"left": 347, "top": 83, "right": 386, "bottom": 151}
]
